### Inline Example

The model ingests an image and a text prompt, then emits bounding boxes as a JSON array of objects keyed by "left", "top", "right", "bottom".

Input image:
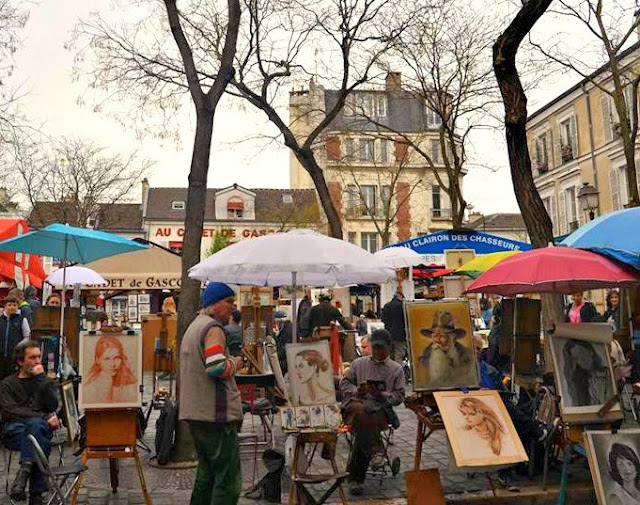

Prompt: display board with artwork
[
  {"left": 279, "top": 404, "right": 342, "bottom": 431},
  {"left": 434, "top": 390, "right": 528, "bottom": 468},
  {"left": 79, "top": 331, "right": 142, "bottom": 409},
  {"left": 286, "top": 340, "right": 336, "bottom": 406},
  {"left": 548, "top": 323, "right": 621, "bottom": 423},
  {"left": 405, "top": 300, "right": 479, "bottom": 391},
  {"left": 584, "top": 428, "right": 640, "bottom": 505}
]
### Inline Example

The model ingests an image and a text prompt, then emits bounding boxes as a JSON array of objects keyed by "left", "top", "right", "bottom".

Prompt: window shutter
[
  {"left": 620, "top": 166, "right": 629, "bottom": 207},
  {"left": 610, "top": 168, "right": 620, "bottom": 211},
  {"left": 575, "top": 185, "right": 586, "bottom": 226},
  {"left": 601, "top": 95, "right": 613, "bottom": 142},
  {"left": 570, "top": 116, "right": 578, "bottom": 158},
  {"left": 394, "top": 139, "right": 409, "bottom": 163},
  {"left": 555, "top": 127, "right": 563, "bottom": 166},
  {"left": 557, "top": 190, "right": 566, "bottom": 235},
  {"left": 550, "top": 195, "right": 557, "bottom": 236},
  {"left": 326, "top": 136, "right": 341, "bottom": 160}
]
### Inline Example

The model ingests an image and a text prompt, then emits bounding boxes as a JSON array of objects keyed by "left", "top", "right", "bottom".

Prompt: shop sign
[
  {"left": 91, "top": 276, "right": 182, "bottom": 289},
  {"left": 153, "top": 226, "right": 282, "bottom": 239}
]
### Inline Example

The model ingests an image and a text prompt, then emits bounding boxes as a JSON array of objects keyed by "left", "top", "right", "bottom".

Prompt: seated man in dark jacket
[{"left": 0, "top": 340, "right": 61, "bottom": 504}]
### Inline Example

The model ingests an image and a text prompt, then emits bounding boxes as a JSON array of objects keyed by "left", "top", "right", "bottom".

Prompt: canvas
[
  {"left": 405, "top": 300, "right": 479, "bottom": 391},
  {"left": 296, "top": 407, "right": 311, "bottom": 429},
  {"left": 324, "top": 404, "right": 342, "bottom": 428},
  {"left": 434, "top": 390, "right": 528, "bottom": 467},
  {"left": 549, "top": 333, "right": 620, "bottom": 422},
  {"left": 584, "top": 429, "right": 640, "bottom": 505},
  {"left": 79, "top": 331, "right": 142, "bottom": 409},
  {"left": 286, "top": 340, "right": 336, "bottom": 406},
  {"left": 310, "top": 405, "right": 326, "bottom": 428},
  {"left": 60, "top": 381, "right": 79, "bottom": 442},
  {"left": 280, "top": 407, "right": 296, "bottom": 431}
]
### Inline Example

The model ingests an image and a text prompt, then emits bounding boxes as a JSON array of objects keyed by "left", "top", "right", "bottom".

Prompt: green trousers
[{"left": 187, "top": 420, "right": 242, "bottom": 505}]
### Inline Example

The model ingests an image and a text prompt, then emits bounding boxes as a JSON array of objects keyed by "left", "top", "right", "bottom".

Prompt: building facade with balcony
[
  {"left": 289, "top": 72, "right": 461, "bottom": 252},
  {"left": 527, "top": 41, "right": 640, "bottom": 236}
]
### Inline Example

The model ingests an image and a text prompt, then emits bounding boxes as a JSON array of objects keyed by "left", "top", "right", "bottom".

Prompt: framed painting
[
  {"left": 280, "top": 407, "right": 296, "bottom": 431},
  {"left": 584, "top": 429, "right": 640, "bottom": 505},
  {"left": 434, "top": 390, "right": 528, "bottom": 467},
  {"left": 79, "top": 331, "right": 142, "bottom": 409},
  {"left": 405, "top": 300, "right": 479, "bottom": 391},
  {"left": 127, "top": 294, "right": 137, "bottom": 307},
  {"left": 138, "top": 303, "right": 151, "bottom": 315},
  {"left": 295, "top": 407, "right": 311, "bottom": 429},
  {"left": 60, "top": 381, "right": 79, "bottom": 442},
  {"left": 286, "top": 340, "right": 336, "bottom": 406},
  {"left": 324, "top": 404, "right": 342, "bottom": 428},
  {"left": 310, "top": 405, "right": 326, "bottom": 428},
  {"left": 548, "top": 324, "right": 621, "bottom": 423},
  {"left": 127, "top": 306, "right": 138, "bottom": 322},
  {"left": 137, "top": 294, "right": 150, "bottom": 305}
]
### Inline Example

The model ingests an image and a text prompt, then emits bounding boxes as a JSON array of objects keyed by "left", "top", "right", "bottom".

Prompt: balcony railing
[{"left": 432, "top": 208, "right": 451, "bottom": 219}]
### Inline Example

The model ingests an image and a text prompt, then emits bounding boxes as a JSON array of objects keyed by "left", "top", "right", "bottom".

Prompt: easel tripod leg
[
  {"left": 70, "top": 451, "right": 89, "bottom": 505},
  {"left": 109, "top": 458, "right": 119, "bottom": 493},
  {"left": 134, "top": 449, "right": 153, "bottom": 505}
]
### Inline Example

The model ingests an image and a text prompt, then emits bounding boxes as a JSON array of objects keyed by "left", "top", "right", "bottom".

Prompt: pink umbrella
[{"left": 465, "top": 246, "right": 639, "bottom": 296}]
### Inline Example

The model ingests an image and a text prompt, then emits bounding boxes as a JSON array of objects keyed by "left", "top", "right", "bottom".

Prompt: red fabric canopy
[
  {"left": 0, "top": 219, "right": 45, "bottom": 288},
  {"left": 465, "top": 246, "right": 638, "bottom": 296}
]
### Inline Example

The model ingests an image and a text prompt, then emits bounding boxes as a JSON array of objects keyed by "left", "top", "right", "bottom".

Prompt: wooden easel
[
  {"left": 288, "top": 431, "right": 348, "bottom": 505},
  {"left": 405, "top": 393, "right": 445, "bottom": 470},
  {"left": 71, "top": 409, "right": 152, "bottom": 505}
]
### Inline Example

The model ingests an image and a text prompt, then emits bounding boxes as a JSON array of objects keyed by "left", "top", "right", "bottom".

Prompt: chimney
[
  {"left": 141, "top": 178, "right": 149, "bottom": 217},
  {"left": 386, "top": 72, "right": 402, "bottom": 91}
]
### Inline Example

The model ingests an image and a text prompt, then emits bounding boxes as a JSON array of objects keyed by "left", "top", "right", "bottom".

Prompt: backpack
[{"left": 155, "top": 398, "right": 177, "bottom": 465}]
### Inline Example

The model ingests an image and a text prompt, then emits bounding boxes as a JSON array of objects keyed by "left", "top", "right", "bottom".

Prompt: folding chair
[
  {"left": 345, "top": 425, "right": 400, "bottom": 485},
  {"left": 27, "top": 434, "right": 87, "bottom": 505}
]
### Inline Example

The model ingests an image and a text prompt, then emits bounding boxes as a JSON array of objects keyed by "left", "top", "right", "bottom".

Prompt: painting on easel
[
  {"left": 79, "top": 332, "right": 142, "bottom": 409},
  {"left": 405, "top": 300, "right": 479, "bottom": 391},
  {"left": 286, "top": 340, "right": 336, "bottom": 406}
]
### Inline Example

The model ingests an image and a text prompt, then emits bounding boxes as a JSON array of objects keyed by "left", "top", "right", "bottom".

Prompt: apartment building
[
  {"left": 527, "top": 41, "right": 640, "bottom": 236},
  {"left": 289, "top": 72, "right": 461, "bottom": 252}
]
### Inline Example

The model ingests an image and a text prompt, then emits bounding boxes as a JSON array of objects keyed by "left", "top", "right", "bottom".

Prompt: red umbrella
[{"left": 465, "top": 246, "right": 639, "bottom": 296}]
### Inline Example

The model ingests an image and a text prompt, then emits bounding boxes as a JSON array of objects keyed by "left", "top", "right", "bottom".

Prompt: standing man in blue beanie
[{"left": 180, "top": 282, "right": 244, "bottom": 505}]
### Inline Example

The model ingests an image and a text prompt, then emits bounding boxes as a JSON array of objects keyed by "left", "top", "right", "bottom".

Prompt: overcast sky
[{"left": 10, "top": 0, "right": 600, "bottom": 216}]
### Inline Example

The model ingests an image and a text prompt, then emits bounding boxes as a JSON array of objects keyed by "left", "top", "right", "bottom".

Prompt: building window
[
  {"left": 346, "top": 184, "right": 359, "bottom": 217},
  {"left": 541, "top": 195, "right": 557, "bottom": 235},
  {"left": 360, "top": 185, "right": 376, "bottom": 216},
  {"left": 534, "top": 131, "right": 551, "bottom": 173},
  {"left": 380, "top": 185, "right": 391, "bottom": 215},
  {"left": 227, "top": 197, "right": 244, "bottom": 219},
  {"left": 171, "top": 201, "right": 185, "bottom": 210},
  {"left": 559, "top": 116, "right": 577, "bottom": 164},
  {"left": 425, "top": 104, "right": 442, "bottom": 128},
  {"left": 432, "top": 186, "right": 442, "bottom": 217},
  {"left": 347, "top": 232, "right": 357, "bottom": 244},
  {"left": 344, "top": 138, "right": 355, "bottom": 161},
  {"left": 345, "top": 93, "right": 387, "bottom": 117},
  {"left": 610, "top": 165, "right": 629, "bottom": 211},
  {"left": 430, "top": 139, "right": 440, "bottom": 163},
  {"left": 379, "top": 139, "right": 388, "bottom": 163},
  {"left": 359, "top": 138, "right": 375, "bottom": 162},
  {"left": 361, "top": 232, "right": 378, "bottom": 253}
]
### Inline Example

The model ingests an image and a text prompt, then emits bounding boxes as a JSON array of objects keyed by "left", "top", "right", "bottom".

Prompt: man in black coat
[
  {"left": 307, "top": 293, "right": 351, "bottom": 334},
  {"left": 381, "top": 292, "right": 406, "bottom": 363},
  {"left": 0, "top": 340, "right": 61, "bottom": 504}
]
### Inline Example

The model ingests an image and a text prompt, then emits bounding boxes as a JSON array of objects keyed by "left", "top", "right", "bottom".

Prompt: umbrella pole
[
  {"left": 510, "top": 298, "right": 518, "bottom": 393},
  {"left": 627, "top": 292, "right": 635, "bottom": 352},
  {"left": 58, "top": 239, "right": 68, "bottom": 378},
  {"left": 291, "top": 272, "right": 298, "bottom": 342}
]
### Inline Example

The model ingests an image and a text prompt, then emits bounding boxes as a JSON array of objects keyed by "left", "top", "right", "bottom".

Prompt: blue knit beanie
[{"left": 202, "top": 282, "right": 235, "bottom": 308}]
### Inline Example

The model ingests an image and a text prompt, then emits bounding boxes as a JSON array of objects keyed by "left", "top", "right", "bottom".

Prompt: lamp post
[{"left": 577, "top": 182, "right": 600, "bottom": 221}]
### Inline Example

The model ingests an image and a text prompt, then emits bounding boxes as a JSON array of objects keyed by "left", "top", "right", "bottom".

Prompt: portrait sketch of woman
[
  {"left": 435, "top": 390, "right": 528, "bottom": 467},
  {"left": 286, "top": 341, "right": 336, "bottom": 407},
  {"left": 80, "top": 332, "right": 141, "bottom": 409},
  {"left": 585, "top": 429, "right": 640, "bottom": 505}
]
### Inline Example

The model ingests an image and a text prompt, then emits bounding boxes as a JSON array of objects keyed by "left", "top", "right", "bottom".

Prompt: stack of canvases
[
  {"left": 404, "top": 300, "right": 529, "bottom": 470},
  {"left": 547, "top": 323, "right": 630, "bottom": 505}
]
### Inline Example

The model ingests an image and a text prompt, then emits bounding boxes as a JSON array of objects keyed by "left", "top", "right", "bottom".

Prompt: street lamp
[{"left": 577, "top": 182, "right": 600, "bottom": 221}]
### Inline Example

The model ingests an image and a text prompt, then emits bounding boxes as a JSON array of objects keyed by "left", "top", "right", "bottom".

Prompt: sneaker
[{"left": 349, "top": 483, "right": 364, "bottom": 496}]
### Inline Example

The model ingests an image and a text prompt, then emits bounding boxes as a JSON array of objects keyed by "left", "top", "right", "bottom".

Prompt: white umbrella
[
  {"left": 374, "top": 246, "right": 425, "bottom": 268},
  {"left": 189, "top": 229, "right": 395, "bottom": 337},
  {"left": 46, "top": 266, "right": 108, "bottom": 287}
]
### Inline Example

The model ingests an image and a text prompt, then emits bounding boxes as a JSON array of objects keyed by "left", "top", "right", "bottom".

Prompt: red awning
[
  {"left": 0, "top": 219, "right": 45, "bottom": 288},
  {"left": 413, "top": 267, "right": 456, "bottom": 279},
  {"left": 227, "top": 200, "right": 244, "bottom": 210}
]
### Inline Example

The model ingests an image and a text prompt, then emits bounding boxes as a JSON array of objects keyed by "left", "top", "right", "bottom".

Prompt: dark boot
[{"left": 10, "top": 461, "right": 33, "bottom": 501}]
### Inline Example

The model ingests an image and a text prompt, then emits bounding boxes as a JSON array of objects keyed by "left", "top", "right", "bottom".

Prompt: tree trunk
[
  {"left": 295, "top": 148, "right": 343, "bottom": 239},
  {"left": 493, "top": 0, "right": 564, "bottom": 325},
  {"left": 173, "top": 108, "right": 215, "bottom": 462},
  {"left": 622, "top": 140, "right": 640, "bottom": 207}
]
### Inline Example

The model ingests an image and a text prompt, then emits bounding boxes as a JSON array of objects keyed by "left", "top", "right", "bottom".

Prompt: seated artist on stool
[
  {"left": 340, "top": 329, "right": 404, "bottom": 496},
  {"left": 0, "top": 339, "right": 61, "bottom": 505}
]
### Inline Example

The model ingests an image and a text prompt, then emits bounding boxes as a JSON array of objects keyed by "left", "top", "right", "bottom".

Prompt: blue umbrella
[
  {"left": 0, "top": 223, "right": 148, "bottom": 374},
  {"left": 561, "top": 207, "right": 640, "bottom": 269}
]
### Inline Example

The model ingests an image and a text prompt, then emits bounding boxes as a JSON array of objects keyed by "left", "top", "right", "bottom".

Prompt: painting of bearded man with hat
[{"left": 406, "top": 302, "right": 478, "bottom": 390}]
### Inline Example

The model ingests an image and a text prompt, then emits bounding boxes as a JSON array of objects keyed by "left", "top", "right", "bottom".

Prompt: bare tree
[
  {"left": 229, "top": 0, "right": 416, "bottom": 238},
  {"left": 15, "top": 137, "right": 151, "bottom": 226},
  {"left": 493, "top": 0, "right": 564, "bottom": 325},
  {"left": 530, "top": 1, "right": 640, "bottom": 207},
  {"left": 74, "top": 0, "right": 241, "bottom": 461}
]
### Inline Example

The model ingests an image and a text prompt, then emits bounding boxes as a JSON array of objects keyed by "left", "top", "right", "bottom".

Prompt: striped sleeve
[{"left": 201, "top": 325, "right": 235, "bottom": 379}]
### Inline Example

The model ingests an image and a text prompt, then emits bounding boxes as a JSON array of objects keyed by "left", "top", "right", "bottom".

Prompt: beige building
[
  {"left": 289, "top": 73, "right": 461, "bottom": 252},
  {"left": 467, "top": 213, "right": 530, "bottom": 244},
  {"left": 527, "top": 41, "right": 640, "bottom": 236}
]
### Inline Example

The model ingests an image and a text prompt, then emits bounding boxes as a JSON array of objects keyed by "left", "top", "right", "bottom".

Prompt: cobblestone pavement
[{"left": 0, "top": 375, "right": 595, "bottom": 504}]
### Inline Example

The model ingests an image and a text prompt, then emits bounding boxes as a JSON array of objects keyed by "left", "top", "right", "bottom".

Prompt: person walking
[
  {"left": 381, "top": 291, "right": 407, "bottom": 363},
  {"left": 296, "top": 287, "right": 313, "bottom": 337},
  {"left": 0, "top": 294, "right": 31, "bottom": 380},
  {"left": 0, "top": 340, "right": 61, "bottom": 504},
  {"left": 179, "top": 282, "right": 244, "bottom": 505}
]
